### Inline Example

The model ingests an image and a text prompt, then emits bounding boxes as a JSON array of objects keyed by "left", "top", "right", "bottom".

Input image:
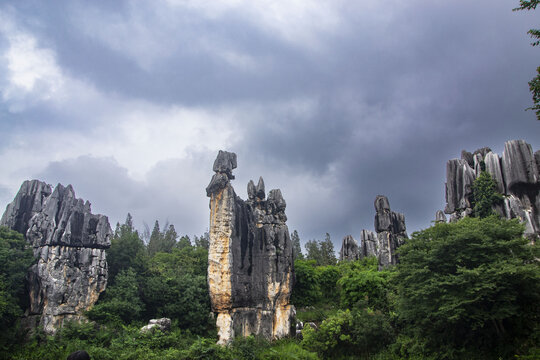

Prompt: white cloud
[{"left": 0, "top": 9, "right": 64, "bottom": 111}]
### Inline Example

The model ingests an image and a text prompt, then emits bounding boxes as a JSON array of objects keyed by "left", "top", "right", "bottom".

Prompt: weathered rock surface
[
  {"left": 339, "top": 235, "right": 359, "bottom": 261},
  {"left": 141, "top": 318, "right": 171, "bottom": 333},
  {"left": 435, "top": 210, "right": 447, "bottom": 223},
  {"left": 206, "top": 151, "right": 294, "bottom": 345},
  {"left": 444, "top": 140, "right": 540, "bottom": 240},
  {"left": 356, "top": 196, "right": 407, "bottom": 268},
  {"left": 0, "top": 180, "right": 111, "bottom": 334}
]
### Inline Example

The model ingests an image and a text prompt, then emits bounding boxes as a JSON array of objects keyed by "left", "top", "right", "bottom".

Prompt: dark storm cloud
[{"left": 1, "top": 0, "right": 539, "bottom": 251}]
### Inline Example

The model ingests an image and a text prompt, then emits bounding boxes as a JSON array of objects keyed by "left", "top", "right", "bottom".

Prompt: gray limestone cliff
[
  {"left": 353, "top": 195, "right": 407, "bottom": 268},
  {"left": 206, "top": 151, "right": 294, "bottom": 345},
  {"left": 444, "top": 140, "right": 539, "bottom": 240},
  {"left": 339, "top": 235, "right": 359, "bottom": 261},
  {"left": 0, "top": 180, "right": 111, "bottom": 334}
]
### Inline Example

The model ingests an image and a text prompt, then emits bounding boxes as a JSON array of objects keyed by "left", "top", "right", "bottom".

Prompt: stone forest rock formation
[
  {"left": 0, "top": 180, "right": 111, "bottom": 334},
  {"left": 206, "top": 151, "right": 295, "bottom": 345},
  {"left": 444, "top": 140, "right": 540, "bottom": 240},
  {"left": 343, "top": 195, "right": 407, "bottom": 269},
  {"left": 339, "top": 235, "right": 359, "bottom": 261}
]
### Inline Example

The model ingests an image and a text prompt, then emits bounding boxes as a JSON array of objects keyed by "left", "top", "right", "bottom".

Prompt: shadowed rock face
[
  {"left": 206, "top": 151, "right": 294, "bottom": 345},
  {"left": 355, "top": 195, "right": 407, "bottom": 268},
  {"left": 0, "top": 180, "right": 111, "bottom": 334},
  {"left": 339, "top": 235, "right": 359, "bottom": 261},
  {"left": 444, "top": 140, "right": 540, "bottom": 240}
]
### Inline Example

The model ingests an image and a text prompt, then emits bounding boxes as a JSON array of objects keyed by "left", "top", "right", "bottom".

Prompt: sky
[{"left": 0, "top": 0, "right": 539, "bottom": 251}]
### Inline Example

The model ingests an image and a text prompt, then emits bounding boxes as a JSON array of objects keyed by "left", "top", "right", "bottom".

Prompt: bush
[{"left": 302, "top": 308, "right": 394, "bottom": 359}]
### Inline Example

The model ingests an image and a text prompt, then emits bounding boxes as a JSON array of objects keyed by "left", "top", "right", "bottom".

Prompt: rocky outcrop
[
  {"left": 0, "top": 180, "right": 111, "bottom": 334},
  {"left": 141, "top": 318, "right": 171, "bottom": 333},
  {"left": 444, "top": 140, "right": 540, "bottom": 240},
  {"left": 339, "top": 235, "right": 359, "bottom": 261},
  {"left": 435, "top": 210, "right": 447, "bottom": 223},
  {"left": 206, "top": 151, "right": 294, "bottom": 345},
  {"left": 355, "top": 196, "right": 407, "bottom": 268}
]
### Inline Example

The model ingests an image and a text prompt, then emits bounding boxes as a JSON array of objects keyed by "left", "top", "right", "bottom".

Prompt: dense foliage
[
  {"left": 394, "top": 216, "right": 540, "bottom": 359},
  {"left": 471, "top": 170, "right": 503, "bottom": 218},
  {"left": 0, "top": 227, "right": 34, "bottom": 351},
  {"left": 1, "top": 213, "right": 538, "bottom": 359}
]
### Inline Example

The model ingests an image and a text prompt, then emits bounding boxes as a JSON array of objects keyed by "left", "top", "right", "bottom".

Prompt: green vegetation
[
  {"left": 0, "top": 227, "right": 34, "bottom": 352},
  {"left": 514, "top": 0, "right": 540, "bottom": 119},
  {"left": 1, "top": 214, "right": 538, "bottom": 359},
  {"left": 394, "top": 216, "right": 540, "bottom": 359},
  {"left": 471, "top": 170, "right": 503, "bottom": 218}
]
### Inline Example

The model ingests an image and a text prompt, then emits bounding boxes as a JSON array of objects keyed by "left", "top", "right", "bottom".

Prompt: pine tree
[
  {"left": 291, "top": 230, "right": 304, "bottom": 260},
  {"left": 320, "top": 233, "right": 337, "bottom": 266},
  {"left": 147, "top": 220, "right": 163, "bottom": 257}
]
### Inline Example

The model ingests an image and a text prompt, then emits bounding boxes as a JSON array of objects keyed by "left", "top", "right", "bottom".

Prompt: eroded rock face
[
  {"left": 206, "top": 151, "right": 294, "bottom": 345},
  {"left": 357, "top": 196, "right": 407, "bottom": 268},
  {"left": 339, "top": 235, "right": 359, "bottom": 261},
  {"left": 444, "top": 140, "right": 540, "bottom": 240},
  {"left": 0, "top": 180, "right": 111, "bottom": 334}
]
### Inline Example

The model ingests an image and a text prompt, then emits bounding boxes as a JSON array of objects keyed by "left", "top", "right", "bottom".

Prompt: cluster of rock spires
[
  {"left": 206, "top": 151, "right": 294, "bottom": 345},
  {"left": 440, "top": 139, "right": 539, "bottom": 240},
  {"left": 339, "top": 195, "right": 407, "bottom": 269},
  {"left": 0, "top": 180, "right": 111, "bottom": 334}
]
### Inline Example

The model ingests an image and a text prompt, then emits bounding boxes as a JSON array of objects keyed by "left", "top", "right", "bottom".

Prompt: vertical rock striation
[
  {"left": 350, "top": 196, "right": 407, "bottom": 268},
  {"left": 339, "top": 235, "right": 359, "bottom": 261},
  {"left": 1, "top": 180, "right": 111, "bottom": 334},
  {"left": 444, "top": 140, "right": 540, "bottom": 240},
  {"left": 206, "top": 151, "right": 294, "bottom": 345}
]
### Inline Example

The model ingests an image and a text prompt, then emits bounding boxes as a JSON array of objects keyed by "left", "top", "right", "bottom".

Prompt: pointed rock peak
[
  {"left": 461, "top": 150, "right": 474, "bottom": 167},
  {"left": 213, "top": 150, "right": 237, "bottom": 179},
  {"left": 473, "top": 147, "right": 492, "bottom": 158},
  {"left": 374, "top": 195, "right": 390, "bottom": 212},
  {"left": 268, "top": 189, "right": 286, "bottom": 210},
  {"left": 247, "top": 180, "right": 256, "bottom": 200},
  {"left": 256, "top": 176, "right": 265, "bottom": 199}
]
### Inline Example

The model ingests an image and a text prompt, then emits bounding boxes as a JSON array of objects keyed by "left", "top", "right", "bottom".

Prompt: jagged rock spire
[{"left": 206, "top": 151, "right": 294, "bottom": 345}]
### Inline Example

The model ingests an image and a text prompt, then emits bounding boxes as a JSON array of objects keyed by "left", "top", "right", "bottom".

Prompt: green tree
[
  {"left": 194, "top": 232, "right": 210, "bottom": 250},
  {"left": 291, "top": 230, "right": 304, "bottom": 260},
  {"left": 291, "top": 259, "right": 321, "bottom": 307},
  {"left": 514, "top": 0, "right": 540, "bottom": 119},
  {"left": 338, "top": 259, "right": 392, "bottom": 312},
  {"left": 176, "top": 235, "right": 191, "bottom": 250},
  {"left": 471, "top": 170, "right": 503, "bottom": 218},
  {"left": 320, "top": 233, "right": 337, "bottom": 266},
  {"left": 86, "top": 268, "right": 145, "bottom": 324},
  {"left": 142, "top": 246, "right": 212, "bottom": 333},
  {"left": 305, "top": 240, "right": 322, "bottom": 265},
  {"left": 147, "top": 220, "right": 163, "bottom": 257},
  {"left": 107, "top": 214, "right": 147, "bottom": 284},
  {"left": 0, "top": 227, "right": 33, "bottom": 349},
  {"left": 302, "top": 308, "right": 394, "bottom": 359},
  {"left": 394, "top": 217, "right": 540, "bottom": 359},
  {"left": 305, "top": 234, "right": 336, "bottom": 266}
]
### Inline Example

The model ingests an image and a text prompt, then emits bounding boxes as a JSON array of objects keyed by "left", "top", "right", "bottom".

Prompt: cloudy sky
[{"left": 0, "top": 0, "right": 538, "bottom": 250}]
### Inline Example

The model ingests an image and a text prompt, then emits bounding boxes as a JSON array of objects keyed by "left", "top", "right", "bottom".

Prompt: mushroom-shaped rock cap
[
  {"left": 213, "top": 150, "right": 237, "bottom": 178},
  {"left": 374, "top": 195, "right": 391, "bottom": 212}
]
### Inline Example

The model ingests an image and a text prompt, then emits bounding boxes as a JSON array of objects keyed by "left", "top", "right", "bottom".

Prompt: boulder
[
  {"left": 435, "top": 210, "right": 447, "bottom": 223},
  {"left": 141, "top": 318, "right": 171, "bottom": 333}
]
